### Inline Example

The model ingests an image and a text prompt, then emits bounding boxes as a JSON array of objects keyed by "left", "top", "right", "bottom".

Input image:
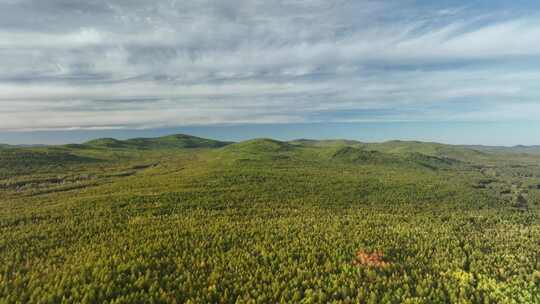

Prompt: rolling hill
[{"left": 84, "top": 134, "right": 231, "bottom": 150}]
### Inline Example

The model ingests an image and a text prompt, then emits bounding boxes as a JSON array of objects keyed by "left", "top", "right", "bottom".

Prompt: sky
[{"left": 1, "top": 0, "right": 540, "bottom": 145}]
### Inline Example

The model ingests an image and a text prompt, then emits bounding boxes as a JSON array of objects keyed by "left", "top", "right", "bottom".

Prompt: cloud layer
[{"left": 2, "top": 0, "right": 540, "bottom": 131}]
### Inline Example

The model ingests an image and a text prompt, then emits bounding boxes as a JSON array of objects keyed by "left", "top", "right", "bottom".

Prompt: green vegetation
[
  {"left": 84, "top": 134, "right": 230, "bottom": 150},
  {"left": 0, "top": 149, "right": 100, "bottom": 178},
  {"left": 1, "top": 134, "right": 539, "bottom": 303}
]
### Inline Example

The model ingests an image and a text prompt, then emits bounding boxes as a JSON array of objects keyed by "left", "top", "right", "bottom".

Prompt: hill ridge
[{"left": 84, "top": 133, "right": 231, "bottom": 150}]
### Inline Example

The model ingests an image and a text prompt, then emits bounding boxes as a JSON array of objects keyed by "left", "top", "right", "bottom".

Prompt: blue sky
[{"left": 1, "top": 0, "right": 540, "bottom": 145}]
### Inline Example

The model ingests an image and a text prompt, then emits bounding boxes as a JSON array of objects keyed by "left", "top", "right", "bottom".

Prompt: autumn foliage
[{"left": 353, "top": 250, "right": 390, "bottom": 268}]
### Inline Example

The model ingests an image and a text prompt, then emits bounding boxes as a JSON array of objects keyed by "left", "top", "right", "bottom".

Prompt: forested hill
[
  {"left": 5, "top": 133, "right": 540, "bottom": 156},
  {"left": 83, "top": 134, "right": 232, "bottom": 149}
]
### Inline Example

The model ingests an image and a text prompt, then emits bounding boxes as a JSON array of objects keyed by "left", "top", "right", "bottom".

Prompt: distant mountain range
[
  {"left": 461, "top": 145, "right": 540, "bottom": 154},
  {"left": 0, "top": 143, "right": 47, "bottom": 148},
  {"left": 2, "top": 134, "right": 540, "bottom": 155}
]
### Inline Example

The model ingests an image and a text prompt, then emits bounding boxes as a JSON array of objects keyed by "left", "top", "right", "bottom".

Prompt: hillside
[
  {"left": 0, "top": 134, "right": 539, "bottom": 303},
  {"left": 84, "top": 134, "right": 231, "bottom": 150},
  {"left": 0, "top": 148, "right": 101, "bottom": 178}
]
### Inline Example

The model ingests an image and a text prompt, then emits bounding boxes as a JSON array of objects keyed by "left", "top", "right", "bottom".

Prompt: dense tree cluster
[{"left": 1, "top": 138, "right": 539, "bottom": 303}]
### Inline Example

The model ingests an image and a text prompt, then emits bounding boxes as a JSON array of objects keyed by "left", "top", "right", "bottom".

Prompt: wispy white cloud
[{"left": 1, "top": 0, "right": 540, "bottom": 131}]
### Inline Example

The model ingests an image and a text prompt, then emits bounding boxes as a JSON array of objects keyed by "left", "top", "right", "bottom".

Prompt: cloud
[{"left": 1, "top": 0, "right": 540, "bottom": 131}]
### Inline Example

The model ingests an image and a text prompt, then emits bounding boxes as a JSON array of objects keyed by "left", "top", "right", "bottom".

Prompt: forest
[{"left": 1, "top": 134, "right": 539, "bottom": 303}]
